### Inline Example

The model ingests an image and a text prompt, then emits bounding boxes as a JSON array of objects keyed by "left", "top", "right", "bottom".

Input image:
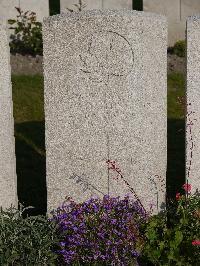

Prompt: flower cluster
[
  {"left": 51, "top": 195, "right": 147, "bottom": 265},
  {"left": 143, "top": 183, "right": 200, "bottom": 264},
  {"left": 106, "top": 159, "right": 122, "bottom": 175},
  {"left": 192, "top": 240, "right": 200, "bottom": 246},
  {"left": 176, "top": 182, "right": 192, "bottom": 200},
  {"left": 182, "top": 183, "right": 192, "bottom": 193},
  {"left": 175, "top": 184, "right": 200, "bottom": 249}
]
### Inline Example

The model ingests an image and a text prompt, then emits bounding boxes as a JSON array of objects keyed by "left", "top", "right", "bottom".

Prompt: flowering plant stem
[{"left": 106, "top": 160, "right": 147, "bottom": 215}]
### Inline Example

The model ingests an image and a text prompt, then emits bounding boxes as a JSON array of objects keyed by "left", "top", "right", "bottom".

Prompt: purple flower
[
  {"left": 51, "top": 195, "right": 146, "bottom": 265},
  {"left": 60, "top": 241, "right": 65, "bottom": 247},
  {"left": 131, "top": 250, "right": 140, "bottom": 257},
  {"left": 111, "top": 219, "right": 117, "bottom": 224}
]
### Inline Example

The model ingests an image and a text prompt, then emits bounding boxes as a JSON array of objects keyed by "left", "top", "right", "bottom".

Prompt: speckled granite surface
[
  {"left": 0, "top": 19, "right": 17, "bottom": 208},
  {"left": 43, "top": 10, "right": 167, "bottom": 213},
  {"left": 186, "top": 15, "right": 200, "bottom": 193}
]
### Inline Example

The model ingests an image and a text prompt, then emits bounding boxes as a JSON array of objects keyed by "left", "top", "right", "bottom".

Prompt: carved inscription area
[
  {"left": 79, "top": 31, "right": 134, "bottom": 84},
  {"left": 69, "top": 173, "right": 104, "bottom": 195}
]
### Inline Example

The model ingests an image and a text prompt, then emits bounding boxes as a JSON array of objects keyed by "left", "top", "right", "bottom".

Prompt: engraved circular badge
[{"left": 79, "top": 31, "right": 134, "bottom": 84}]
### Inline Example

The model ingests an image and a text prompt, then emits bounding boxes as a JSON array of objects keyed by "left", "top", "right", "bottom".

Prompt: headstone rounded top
[
  {"left": 187, "top": 14, "right": 200, "bottom": 29},
  {"left": 43, "top": 9, "right": 166, "bottom": 24},
  {"left": 187, "top": 14, "right": 200, "bottom": 22}
]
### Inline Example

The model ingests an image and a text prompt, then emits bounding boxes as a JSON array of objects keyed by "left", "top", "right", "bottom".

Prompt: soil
[
  {"left": 10, "top": 53, "right": 186, "bottom": 75},
  {"left": 10, "top": 54, "right": 43, "bottom": 75},
  {"left": 167, "top": 53, "right": 186, "bottom": 74}
]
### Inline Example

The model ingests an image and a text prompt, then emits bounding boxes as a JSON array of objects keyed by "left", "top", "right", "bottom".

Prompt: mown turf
[
  {"left": 168, "top": 72, "right": 185, "bottom": 119},
  {"left": 11, "top": 72, "right": 186, "bottom": 215},
  {"left": 12, "top": 75, "right": 44, "bottom": 123}
]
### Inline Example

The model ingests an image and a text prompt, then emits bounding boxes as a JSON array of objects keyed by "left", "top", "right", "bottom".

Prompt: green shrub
[
  {"left": 0, "top": 184, "right": 199, "bottom": 265},
  {"left": 173, "top": 40, "right": 186, "bottom": 57},
  {"left": 142, "top": 186, "right": 200, "bottom": 265},
  {"left": 0, "top": 206, "right": 59, "bottom": 265},
  {"left": 8, "top": 7, "right": 43, "bottom": 56}
]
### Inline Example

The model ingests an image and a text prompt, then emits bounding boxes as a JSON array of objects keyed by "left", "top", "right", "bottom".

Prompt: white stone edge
[{"left": 43, "top": 9, "right": 167, "bottom": 25}]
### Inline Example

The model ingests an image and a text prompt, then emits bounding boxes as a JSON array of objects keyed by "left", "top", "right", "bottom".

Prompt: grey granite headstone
[
  {"left": 0, "top": 0, "right": 49, "bottom": 22},
  {"left": 43, "top": 10, "right": 167, "bottom": 213},
  {"left": 186, "top": 16, "right": 200, "bottom": 193},
  {"left": 144, "top": 0, "right": 200, "bottom": 45},
  {"left": 60, "top": 0, "right": 132, "bottom": 12},
  {"left": 0, "top": 19, "right": 17, "bottom": 208}
]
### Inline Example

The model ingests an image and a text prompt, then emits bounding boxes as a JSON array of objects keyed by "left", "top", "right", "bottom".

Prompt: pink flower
[
  {"left": 192, "top": 240, "right": 200, "bottom": 246},
  {"left": 176, "top": 193, "right": 181, "bottom": 200},
  {"left": 182, "top": 183, "right": 192, "bottom": 192},
  {"left": 106, "top": 160, "right": 121, "bottom": 172}
]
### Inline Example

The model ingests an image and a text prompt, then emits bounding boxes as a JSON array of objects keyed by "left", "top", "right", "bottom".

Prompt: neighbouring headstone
[
  {"left": 186, "top": 16, "right": 200, "bottom": 193},
  {"left": 0, "top": 19, "right": 17, "bottom": 208},
  {"left": 60, "top": 0, "right": 132, "bottom": 12},
  {"left": 19, "top": 0, "right": 49, "bottom": 21},
  {"left": 43, "top": 10, "right": 167, "bottom": 213},
  {"left": 144, "top": 0, "right": 200, "bottom": 45},
  {"left": 0, "top": 0, "right": 49, "bottom": 22}
]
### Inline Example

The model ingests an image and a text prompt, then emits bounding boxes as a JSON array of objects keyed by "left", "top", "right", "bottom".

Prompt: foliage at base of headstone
[
  {"left": 51, "top": 195, "right": 148, "bottom": 265},
  {"left": 8, "top": 7, "right": 43, "bottom": 56},
  {"left": 142, "top": 185, "right": 200, "bottom": 266},
  {"left": 0, "top": 205, "right": 59, "bottom": 265},
  {"left": 168, "top": 40, "right": 186, "bottom": 57},
  {"left": 173, "top": 40, "right": 186, "bottom": 57},
  {"left": 0, "top": 185, "right": 199, "bottom": 265}
]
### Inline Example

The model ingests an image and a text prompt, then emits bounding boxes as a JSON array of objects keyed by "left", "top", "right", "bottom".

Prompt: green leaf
[
  {"left": 158, "top": 241, "right": 165, "bottom": 251},
  {"left": 8, "top": 19, "right": 16, "bottom": 25},
  {"left": 175, "top": 231, "right": 183, "bottom": 245}
]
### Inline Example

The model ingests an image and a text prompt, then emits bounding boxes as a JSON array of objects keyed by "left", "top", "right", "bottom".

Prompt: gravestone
[
  {"left": 144, "top": 0, "right": 200, "bottom": 45},
  {"left": 60, "top": 0, "right": 132, "bottom": 12},
  {"left": 0, "top": 0, "right": 49, "bottom": 22},
  {"left": 0, "top": 19, "right": 17, "bottom": 208},
  {"left": 186, "top": 16, "right": 200, "bottom": 193},
  {"left": 43, "top": 10, "right": 167, "bottom": 213}
]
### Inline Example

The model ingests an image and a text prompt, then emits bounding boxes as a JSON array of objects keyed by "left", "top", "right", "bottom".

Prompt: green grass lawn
[{"left": 11, "top": 73, "right": 185, "bottom": 215}]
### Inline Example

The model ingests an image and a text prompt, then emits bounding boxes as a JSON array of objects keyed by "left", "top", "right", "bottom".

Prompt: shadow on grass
[
  {"left": 167, "top": 118, "right": 185, "bottom": 199},
  {"left": 15, "top": 121, "right": 46, "bottom": 216}
]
